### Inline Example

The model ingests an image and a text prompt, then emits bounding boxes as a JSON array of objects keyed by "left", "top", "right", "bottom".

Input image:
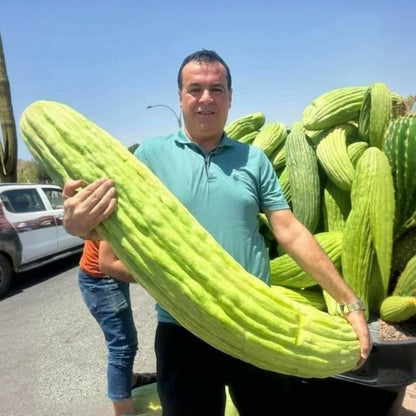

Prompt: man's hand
[
  {"left": 344, "top": 310, "right": 373, "bottom": 369},
  {"left": 63, "top": 178, "right": 117, "bottom": 240}
]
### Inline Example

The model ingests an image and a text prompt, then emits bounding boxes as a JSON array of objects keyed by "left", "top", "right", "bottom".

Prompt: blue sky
[{"left": 1, "top": 0, "right": 415, "bottom": 161}]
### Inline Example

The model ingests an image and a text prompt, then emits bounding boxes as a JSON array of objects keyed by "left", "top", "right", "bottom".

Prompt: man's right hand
[{"left": 62, "top": 178, "right": 117, "bottom": 240}]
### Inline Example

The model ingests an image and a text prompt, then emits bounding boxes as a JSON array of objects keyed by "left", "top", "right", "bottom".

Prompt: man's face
[{"left": 179, "top": 60, "right": 232, "bottom": 141}]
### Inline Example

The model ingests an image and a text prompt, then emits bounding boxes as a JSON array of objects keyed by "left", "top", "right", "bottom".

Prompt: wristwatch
[{"left": 339, "top": 298, "right": 366, "bottom": 315}]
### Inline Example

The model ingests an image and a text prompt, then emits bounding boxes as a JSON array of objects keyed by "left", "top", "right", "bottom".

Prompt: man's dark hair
[{"left": 177, "top": 49, "right": 232, "bottom": 91}]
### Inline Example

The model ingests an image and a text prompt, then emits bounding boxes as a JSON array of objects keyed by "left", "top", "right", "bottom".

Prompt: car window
[
  {"left": 1, "top": 189, "right": 46, "bottom": 213},
  {"left": 0, "top": 194, "right": 14, "bottom": 212},
  {"left": 43, "top": 188, "right": 64, "bottom": 209}
]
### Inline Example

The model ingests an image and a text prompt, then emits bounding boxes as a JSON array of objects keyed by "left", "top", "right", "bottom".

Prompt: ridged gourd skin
[
  {"left": 270, "top": 144, "right": 286, "bottom": 170},
  {"left": 358, "top": 82, "right": 392, "bottom": 149},
  {"left": 380, "top": 296, "right": 416, "bottom": 323},
  {"left": 20, "top": 100, "right": 360, "bottom": 378},
  {"left": 341, "top": 147, "right": 395, "bottom": 316},
  {"left": 368, "top": 150, "right": 395, "bottom": 300},
  {"left": 251, "top": 122, "right": 287, "bottom": 158},
  {"left": 237, "top": 130, "right": 259, "bottom": 144},
  {"left": 393, "top": 255, "right": 416, "bottom": 297},
  {"left": 316, "top": 124, "right": 357, "bottom": 192},
  {"left": 347, "top": 141, "right": 369, "bottom": 167},
  {"left": 383, "top": 116, "right": 416, "bottom": 237},
  {"left": 322, "top": 180, "right": 351, "bottom": 233},
  {"left": 270, "top": 232, "right": 343, "bottom": 288},
  {"left": 391, "top": 227, "right": 416, "bottom": 280},
  {"left": 276, "top": 166, "right": 291, "bottom": 204},
  {"left": 302, "top": 86, "right": 368, "bottom": 131},
  {"left": 270, "top": 285, "right": 326, "bottom": 311},
  {"left": 224, "top": 112, "right": 266, "bottom": 140},
  {"left": 285, "top": 131, "right": 321, "bottom": 233}
]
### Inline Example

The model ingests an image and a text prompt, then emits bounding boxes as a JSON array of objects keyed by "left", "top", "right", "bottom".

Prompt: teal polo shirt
[{"left": 135, "top": 130, "right": 290, "bottom": 323}]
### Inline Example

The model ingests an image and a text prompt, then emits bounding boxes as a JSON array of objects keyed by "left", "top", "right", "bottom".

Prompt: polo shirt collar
[{"left": 174, "top": 130, "right": 236, "bottom": 151}]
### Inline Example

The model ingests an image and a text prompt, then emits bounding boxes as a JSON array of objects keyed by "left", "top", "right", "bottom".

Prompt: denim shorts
[{"left": 78, "top": 269, "right": 138, "bottom": 401}]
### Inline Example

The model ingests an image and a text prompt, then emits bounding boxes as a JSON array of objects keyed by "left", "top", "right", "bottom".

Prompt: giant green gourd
[
  {"left": 270, "top": 231, "right": 343, "bottom": 288},
  {"left": 251, "top": 121, "right": 287, "bottom": 158},
  {"left": 341, "top": 147, "right": 395, "bottom": 315},
  {"left": 20, "top": 100, "right": 360, "bottom": 378},
  {"left": 383, "top": 116, "right": 416, "bottom": 237},
  {"left": 224, "top": 112, "right": 266, "bottom": 139},
  {"left": 315, "top": 124, "right": 357, "bottom": 192},
  {"left": 285, "top": 130, "right": 321, "bottom": 233},
  {"left": 302, "top": 86, "right": 367, "bottom": 131},
  {"left": 358, "top": 82, "right": 392, "bottom": 149}
]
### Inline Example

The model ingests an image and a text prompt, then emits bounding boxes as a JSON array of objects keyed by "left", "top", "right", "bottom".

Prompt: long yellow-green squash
[
  {"left": 380, "top": 296, "right": 416, "bottom": 323},
  {"left": 302, "top": 86, "right": 367, "bottom": 131},
  {"left": 270, "top": 285, "right": 326, "bottom": 311},
  {"left": 285, "top": 130, "right": 321, "bottom": 233},
  {"left": 224, "top": 112, "right": 266, "bottom": 140},
  {"left": 391, "top": 226, "right": 416, "bottom": 278},
  {"left": 270, "top": 231, "right": 343, "bottom": 288},
  {"left": 237, "top": 130, "right": 259, "bottom": 144},
  {"left": 270, "top": 143, "right": 286, "bottom": 171},
  {"left": 20, "top": 100, "right": 360, "bottom": 378},
  {"left": 322, "top": 179, "right": 351, "bottom": 233},
  {"left": 358, "top": 82, "right": 392, "bottom": 149},
  {"left": 347, "top": 141, "right": 369, "bottom": 167},
  {"left": 341, "top": 147, "right": 395, "bottom": 315},
  {"left": 383, "top": 116, "right": 416, "bottom": 237},
  {"left": 276, "top": 166, "right": 291, "bottom": 204},
  {"left": 315, "top": 124, "right": 357, "bottom": 192},
  {"left": 251, "top": 121, "right": 287, "bottom": 158},
  {"left": 393, "top": 255, "right": 416, "bottom": 297}
]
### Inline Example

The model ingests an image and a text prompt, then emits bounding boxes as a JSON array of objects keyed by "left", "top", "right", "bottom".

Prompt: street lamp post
[{"left": 146, "top": 104, "right": 182, "bottom": 128}]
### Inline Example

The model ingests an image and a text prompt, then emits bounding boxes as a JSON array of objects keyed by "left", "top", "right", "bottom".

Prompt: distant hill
[{"left": 17, "top": 159, "right": 30, "bottom": 169}]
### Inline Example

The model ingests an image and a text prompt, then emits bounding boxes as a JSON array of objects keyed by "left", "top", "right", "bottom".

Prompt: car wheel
[{"left": 0, "top": 254, "right": 12, "bottom": 298}]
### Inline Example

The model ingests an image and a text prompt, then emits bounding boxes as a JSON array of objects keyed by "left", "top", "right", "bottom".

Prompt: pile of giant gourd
[{"left": 224, "top": 83, "right": 416, "bottom": 324}]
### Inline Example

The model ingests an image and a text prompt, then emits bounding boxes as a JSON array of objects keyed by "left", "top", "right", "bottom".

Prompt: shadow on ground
[{"left": 5, "top": 252, "right": 81, "bottom": 299}]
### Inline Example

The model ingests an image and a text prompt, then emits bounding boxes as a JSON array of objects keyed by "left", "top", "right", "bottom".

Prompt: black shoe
[{"left": 131, "top": 372, "right": 157, "bottom": 389}]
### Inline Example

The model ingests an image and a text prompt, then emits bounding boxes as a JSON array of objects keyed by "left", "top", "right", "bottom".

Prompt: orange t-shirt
[{"left": 79, "top": 240, "right": 107, "bottom": 278}]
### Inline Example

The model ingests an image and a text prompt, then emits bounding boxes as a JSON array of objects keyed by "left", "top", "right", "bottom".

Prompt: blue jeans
[{"left": 78, "top": 270, "right": 138, "bottom": 401}]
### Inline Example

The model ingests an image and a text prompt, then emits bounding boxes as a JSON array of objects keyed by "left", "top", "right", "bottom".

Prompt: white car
[{"left": 0, "top": 183, "right": 84, "bottom": 298}]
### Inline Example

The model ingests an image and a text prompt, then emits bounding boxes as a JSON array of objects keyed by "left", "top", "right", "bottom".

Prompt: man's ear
[{"left": 229, "top": 88, "right": 233, "bottom": 108}]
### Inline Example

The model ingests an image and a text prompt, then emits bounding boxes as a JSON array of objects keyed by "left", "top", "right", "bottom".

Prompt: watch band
[{"left": 339, "top": 298, "right": 366, "bottom": 315}]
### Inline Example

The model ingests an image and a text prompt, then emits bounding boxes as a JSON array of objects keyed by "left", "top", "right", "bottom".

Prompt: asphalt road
[{"left": 0, "top": 253, "right": 157, "bottom": 416}]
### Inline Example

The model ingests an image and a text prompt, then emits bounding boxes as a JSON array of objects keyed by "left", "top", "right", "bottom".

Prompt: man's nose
[{"left": 199, "top": 89, "right": 213, "bottom": 103}]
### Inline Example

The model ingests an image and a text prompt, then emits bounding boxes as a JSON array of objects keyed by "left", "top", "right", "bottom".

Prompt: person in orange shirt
[{"left": 78, "top": 240, "right": 156, "bottom": 416}]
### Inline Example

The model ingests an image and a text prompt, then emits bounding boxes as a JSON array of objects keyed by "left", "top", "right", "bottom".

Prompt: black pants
[
  {"left": 155, "top": 322, "right": 299, "bottom": 416},
  {"left": 155, "top": 322, "right": 405, "bottom": 416}
]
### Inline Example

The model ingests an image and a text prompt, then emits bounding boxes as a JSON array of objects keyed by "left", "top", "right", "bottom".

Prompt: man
[{"left": 63, "top": 49, "right": 371, "bottom": 415}]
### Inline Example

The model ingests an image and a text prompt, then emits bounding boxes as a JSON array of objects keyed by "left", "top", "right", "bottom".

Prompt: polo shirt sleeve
[
  {"left": 134, "top": 141, "right": 148, "bottom": 163},
  {"left": 134, "top": 135, "right": 166, "bottom": 170}
]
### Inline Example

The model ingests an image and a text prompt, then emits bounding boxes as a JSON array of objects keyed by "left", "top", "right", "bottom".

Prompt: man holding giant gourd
[{"left": 58, "top": 49, "right": 371, "bottom": 415}]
